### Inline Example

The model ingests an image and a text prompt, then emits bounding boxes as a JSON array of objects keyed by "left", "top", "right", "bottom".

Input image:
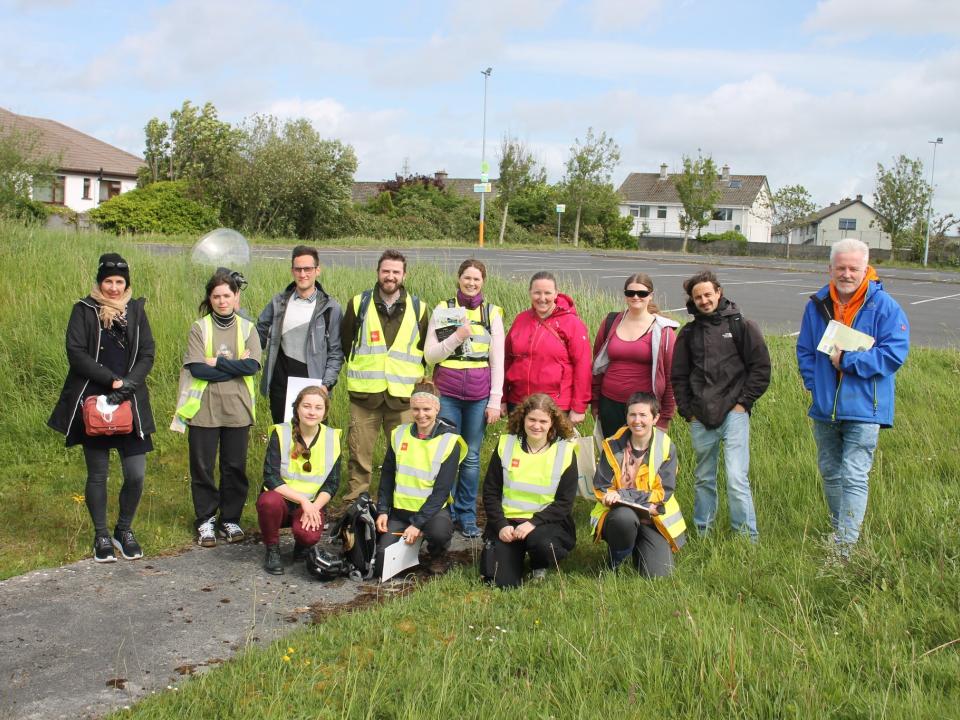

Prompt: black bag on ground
[{"left": 306, "top": 493, "right": 379, "bottom": 581}]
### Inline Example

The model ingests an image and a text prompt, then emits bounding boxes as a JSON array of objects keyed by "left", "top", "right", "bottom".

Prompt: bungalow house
[
  {"left": 0, "top": 107, "right": 143, "bottom": 213},
  {"left": 617, "top": 163, "right": 773, "bottom": 243},
  {"left": 352, "top": 170, "right": 498, "bottom": 204},
  {"left": 772, "top": 195, "right": 890, "bottom": 249}
]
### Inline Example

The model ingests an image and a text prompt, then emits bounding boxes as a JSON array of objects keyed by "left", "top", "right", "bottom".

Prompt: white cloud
[
  {"left": 588, "top": 0, "right": 662, "bottom": 31},
  {"left": 804, "top": 0, "right": 960, "bottom": 37}
]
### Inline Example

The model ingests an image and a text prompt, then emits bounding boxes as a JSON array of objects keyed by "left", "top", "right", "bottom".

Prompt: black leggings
[
  {"left": 82, "top": 447, "right": 145, "bottom": 537},
  {"left": 485, "top": 522, "right": 576, "bottom": 588}
]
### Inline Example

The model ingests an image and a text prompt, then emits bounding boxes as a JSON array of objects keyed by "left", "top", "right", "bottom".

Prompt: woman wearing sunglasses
[
  {"left": 592, "top": 273, "right": 678, "bottom": 436},
  {"left": 48, "top": 253, "right": 156, "bottom": 563},
  {"left": 257, "top": 385, "right": 340, "bottom": 575}
]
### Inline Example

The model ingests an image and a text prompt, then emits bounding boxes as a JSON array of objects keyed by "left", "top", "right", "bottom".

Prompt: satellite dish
[{"left": 191, "top": 228, "right": 250, "bottom": 267}]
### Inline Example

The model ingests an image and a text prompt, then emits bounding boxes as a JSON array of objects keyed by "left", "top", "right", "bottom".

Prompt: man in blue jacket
[{"left": 797, "top": 238, "right": 909, "bottom": 556}]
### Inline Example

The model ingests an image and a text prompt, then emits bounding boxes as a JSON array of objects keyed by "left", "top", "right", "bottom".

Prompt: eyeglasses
[
  {"left": 301, "top": 449, "right": 312, "bottom": 473},
  {"left": 624, "top": 289, "right": 652, "bottom": 298},
  {"left": 99, "top": 261, "right": 128, "bottom": 269},
  {"left": 292, "top": 266, "right": 318, "bottom": 274}
]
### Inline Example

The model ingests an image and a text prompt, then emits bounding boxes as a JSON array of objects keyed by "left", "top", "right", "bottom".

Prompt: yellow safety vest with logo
[
  {"left": 270, "top": 422, "right": 341, "bottom": 502},
  {"left": 390, "top": 423, "right": 467, "bottom": 512},
  {"left": 175, "top": 314, "right": 257, "bottom": 422},
  {"left": 346, "top": 293, "right": 425, "bottom": 396},
  {"left": 498, "top": 434, "right": 576, "bottom": 519},
  {"left": 436, "top": 299, "right": 502, "bottom": 370},
  {"left": 590, "top": 427, "right": 686, "bottom": 552}
]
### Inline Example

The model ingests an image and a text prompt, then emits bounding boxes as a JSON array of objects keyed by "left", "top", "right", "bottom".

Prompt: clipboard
[{"left": 613, "top": 499, "right": 651, "bottom": 519}]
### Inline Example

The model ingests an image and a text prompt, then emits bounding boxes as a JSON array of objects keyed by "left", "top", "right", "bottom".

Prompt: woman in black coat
[{"left": 48, "top": 253, "right": 156, "bottom": 563}]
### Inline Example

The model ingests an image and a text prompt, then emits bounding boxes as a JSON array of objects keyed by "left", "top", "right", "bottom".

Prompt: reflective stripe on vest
[
  {"left": 346, "top": 293, "right": 425, "bottom": 396},
  {"left": 499, "top": 434, "right": 575, "bottom": 519},
  {"left": 437, "top": 300, "right": 500, "bottom": 370},
  {"left": 590, "top": 428, "right": 686, "bottom": 552},
  {"left": 272, "top": 423, "right": 341, "bottom": 502},
  {"left": 390, "top": 423, "right": 467, "bottom": 512},
  {"left": 175, "top": 315, "right": 257, "bottom": 422}
]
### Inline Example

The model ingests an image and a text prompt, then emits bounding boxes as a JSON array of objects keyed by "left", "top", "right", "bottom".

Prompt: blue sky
[{"left": 2, "top": 0, "right": 958, "bottom": 214}]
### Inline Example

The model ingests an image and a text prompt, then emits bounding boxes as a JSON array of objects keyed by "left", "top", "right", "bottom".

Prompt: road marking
[
  {"left": 721, "top": 280, "right": 783, "bottom": 286},
  {"left": 667, "top": 307, "right": 687, "bottom": 313},
  {"left": 911, "top": 293, "right": 960, "bottom": 305},
  {"left": 786, "top": 331, "right": 800, "bottom": 337}
]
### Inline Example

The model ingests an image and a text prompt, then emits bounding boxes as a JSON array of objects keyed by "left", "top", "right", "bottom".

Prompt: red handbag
[{"left": 83, "top": 396, "right": 134, "bottom": 436}]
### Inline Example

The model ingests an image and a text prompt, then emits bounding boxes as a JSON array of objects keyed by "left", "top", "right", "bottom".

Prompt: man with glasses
[
  {"left": 671, "top": 270, "right": 770, "bottom": 541},
  {"left": 257, "top": 246, "right": 344, "bottom": 424}
]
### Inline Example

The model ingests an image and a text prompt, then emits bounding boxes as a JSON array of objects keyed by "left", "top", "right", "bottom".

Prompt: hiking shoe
[
  {"left": 93, "top": 535, "right": 117, "bottom": 563},
  {"left": 529, "top": 568, "right": 547, "bottom": 582},
  {"left": 264, "top": 544, "right": 284, "bottom": 575},
  {"left": 218, "top": 522, "right": 245, "bottom": 543},
  {"left": 292, "top": 542, "right": 310, "bottom": 561},
  {"left": 460, "top": 520, "right": 482, "bottom": 539},
  {"left": 197, "top": 517, "right": 217, "bottom": 548},
  {"left": 112, "top": 528, "right": 143, "bottom": 560}
]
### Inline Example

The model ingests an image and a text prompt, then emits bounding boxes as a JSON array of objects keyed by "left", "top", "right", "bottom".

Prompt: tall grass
[{"left": 3, "top": 224, "right": 959, "bottom": 717}]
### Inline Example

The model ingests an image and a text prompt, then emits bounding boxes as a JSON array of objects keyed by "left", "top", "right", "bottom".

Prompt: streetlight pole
[
  {"left": 923, "top": 137, "right": 943, "bottom": 267},
  {"left": 478, "top": 67, "right": 492, "bottom": 248}
]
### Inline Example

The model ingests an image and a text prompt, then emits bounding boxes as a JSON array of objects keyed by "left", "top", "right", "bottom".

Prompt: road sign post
[{"left": 555, "top": 204, "right": 566, "bottom": 247}]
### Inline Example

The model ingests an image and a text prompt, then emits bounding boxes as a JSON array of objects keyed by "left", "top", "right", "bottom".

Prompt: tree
[
  {"left": 496, "top": 136, "right": 544, "bottom": 244},
  {"left": 674, "top": 155, "right": 722, "bottom": 252},
  {"left": 0, "top": 121, "right": 59, "bottom": 220},
  {"left": 872, "top": 154, "right": 931, "bottom": 261},
  {"left": 771, "top": 184, "right": 817, "bottom": 257},
  {"left": 562, "top": 128, "right": 620, "bottom": 247}
]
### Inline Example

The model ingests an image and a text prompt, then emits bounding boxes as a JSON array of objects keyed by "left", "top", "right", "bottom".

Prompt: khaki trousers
[{"left": 345, "top": 400, "right": 412, "bottom": 502}]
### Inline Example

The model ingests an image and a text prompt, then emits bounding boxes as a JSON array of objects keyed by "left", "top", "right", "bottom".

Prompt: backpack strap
[
  {"left": 350, "top": 290, "right": 374, "bottom": 359},
  {"left": 601, "top": 311, "right": 619, "bottom": 345},
  {"left": 727, "top": 313, "right": 747, "bottom": 361}
]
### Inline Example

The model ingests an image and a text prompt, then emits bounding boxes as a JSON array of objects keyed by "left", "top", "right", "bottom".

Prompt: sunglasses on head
[
  {"left": 624, "top": 289, "right": 652, "bottom": 298},
  {"left": 99, "top": 261, "right": 128, "bottom": 269}
]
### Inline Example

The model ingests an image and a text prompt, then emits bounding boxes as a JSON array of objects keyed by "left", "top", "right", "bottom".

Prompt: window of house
[
  {"left": 728, "top": 180, "right": 742, "bottom": 189},
  {"left": 656, "top": 206, "right": 667, "bottom": 219},
  {"left": 33, "top": 175, "right": 66, "bottom": 204},
  {"left": 712, "top": 208, "right": 734, "bottom": 221},
  {"left": 82, "top": 178, "right": 92, "bottom": 199},
  {"left": 839, "top": 218, "right": 856, "bottom": 231},
  {"left": 637, "top": 205, "right": 650, "bottom": 218},
  {"left": 99, "top": 180, "right": 122, "bottom": 203}
]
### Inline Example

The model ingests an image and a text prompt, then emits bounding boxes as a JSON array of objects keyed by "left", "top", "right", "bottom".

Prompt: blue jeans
[
  {"left": 690, "top": 409, "right": 757, "bottom": 539},
  {"left": 812, "top": 419, "right": 879, "bottom": 548},
  {"left": 439, "top": 396, "right": 487, "bottom": 525}
]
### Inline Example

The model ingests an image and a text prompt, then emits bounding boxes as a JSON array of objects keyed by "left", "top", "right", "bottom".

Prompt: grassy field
[{"left": 2, "top": 223, "right": 959, "bottom": 718}]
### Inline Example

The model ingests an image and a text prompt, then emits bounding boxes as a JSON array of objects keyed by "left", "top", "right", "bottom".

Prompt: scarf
[
  {"left": 456, "top": 288, "right": 484, "bottom": 310},
  {"left": 212, "top": 310, "right": 236, "bottom": 329},
  {"left": 89, "top": 285, "right": 131, "bottom": 329},
  {"left": 830, "top": 265, "right": 879, "bottom": 326}
]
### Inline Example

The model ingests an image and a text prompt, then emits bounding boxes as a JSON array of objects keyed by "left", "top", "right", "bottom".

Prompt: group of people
[{"left": 48, "top": 237, "right": 909, "bottom": 583}]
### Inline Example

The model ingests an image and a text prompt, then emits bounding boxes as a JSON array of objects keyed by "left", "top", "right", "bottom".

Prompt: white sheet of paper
[
  {"left": 381, "top": 537, "right": 423, "bottom": 581},
  {"left": 817, "top": 320, "right": 875, "bottom": 355},
  {"left": 283, "top": 377, "right": 324, "bottom": 422}
]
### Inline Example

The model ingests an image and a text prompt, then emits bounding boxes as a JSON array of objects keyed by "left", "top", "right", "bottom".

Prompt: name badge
[
  {"left": 511, "top": 459, "right": 520, "bottom": 468},
  {"left": 401, "top": 442, "right": 408, "bottom": 451},
  {"left": 370, "top": 330, "right": 381, "bottom": 342}
]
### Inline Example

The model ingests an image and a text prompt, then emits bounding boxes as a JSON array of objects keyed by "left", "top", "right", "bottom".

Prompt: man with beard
[
  {"left": 340, "top": 250, "right": 428, "bottom": 502},
  {"left": 671, "top": 270, "right": 770, "bottom": 541}
]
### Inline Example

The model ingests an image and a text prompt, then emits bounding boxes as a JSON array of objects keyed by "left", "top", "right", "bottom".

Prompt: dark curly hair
[{"left": 507, "top": 393, "right": 575, "bottom": 443}]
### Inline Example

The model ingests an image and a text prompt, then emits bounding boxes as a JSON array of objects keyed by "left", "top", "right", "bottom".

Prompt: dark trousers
[
  {"left": 486, "top": 522, "right": 576, "bottom": 588},
  {"left": 188, "top": 425, "right": 250, "bottom": 526},
  {"left": 255, "top": 490, "right": 325, "bottom": 547},
  {"left": 601, "top": 505, "right": 673, "bottom": 577},
  {"left": 597, "top": 395, "right": 627, "bottom": 439},
  {"left": 376, "top": 511, "right": 454, "bottom": 571},
  {"left": 269, "top": 381, "right": 289, "bottom": 426},
  {"left": 82, "top": 447, "right": 145, "bottom": 536}
]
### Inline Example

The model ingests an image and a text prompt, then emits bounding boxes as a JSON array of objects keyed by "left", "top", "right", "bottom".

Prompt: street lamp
[
  {"left": 478, "top": 67, "right": 492, "bottom": 247},
  {"left": 923, "top": 137, "right": 943, "bottom": 267}
]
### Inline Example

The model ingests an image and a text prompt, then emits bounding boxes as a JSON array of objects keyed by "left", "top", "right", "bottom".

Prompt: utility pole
[
  {"left": 478, "top": 67, "right": 492, "bottom": 247},
  {"left": 923, "top": 137, "right": 943, "bottom": 267}
]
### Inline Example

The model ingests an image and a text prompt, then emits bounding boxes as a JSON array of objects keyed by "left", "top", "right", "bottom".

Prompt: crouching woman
[
  {"left": 257, "top": 386, "right": 340, "bottom": 575},
  {"left": 481, "top": 393, "right": 578, "bottom": 588},
  {"left": 592, "top": 392, "right": 686, "bottom": 577},
  {"left": 376, "top": 381, "right": 467, "bottom": 572}
]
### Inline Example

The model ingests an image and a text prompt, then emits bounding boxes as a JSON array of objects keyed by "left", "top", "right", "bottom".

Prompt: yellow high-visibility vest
[
  {"left": 390, "top": 423, "right": 466, "bottom": 512},
  {"left": 345, "top": 292, "right": 425, "bottom": 397},
  {"left": 590, "top": 426, "right": 686, "bottom": 552},
  {"left": 270, "top": 422, "right": 341, "bottom": 502},
  {"left": 498, "top": 434, "right": 575, "bottom": 520},
  {"left": 175, "top": 315, "right": 256, "bottom": 422},
  {"left": 436, "top": 299, "right": 502, "bottom": 370}
]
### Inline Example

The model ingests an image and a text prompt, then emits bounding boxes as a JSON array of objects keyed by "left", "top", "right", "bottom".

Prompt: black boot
[{"left": 264, "top": 544, "right": 283, "bottom": 575}]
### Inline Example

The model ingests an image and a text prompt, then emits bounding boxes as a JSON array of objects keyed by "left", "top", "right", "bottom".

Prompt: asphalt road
[{"left": 251, "top": 246, "right": 960, "bottom": 349}]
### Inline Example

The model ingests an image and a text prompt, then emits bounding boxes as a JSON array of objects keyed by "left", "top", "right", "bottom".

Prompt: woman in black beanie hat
[{"left": 48, "top": 253, "right": 157, "bottom": 563}]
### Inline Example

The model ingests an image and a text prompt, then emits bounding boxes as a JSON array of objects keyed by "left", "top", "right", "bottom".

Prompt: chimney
[
  {"left": 435, "top": 170, "right": 448, "bottom": 183},
  {"left": 659, "top": 163, "right": 668, "bottom": 180},
  {"left": 855, "top": 193, "right": 862, "bottom": 201},
  {"left": 721, "top": 164, "right": 730, "bottom": 181}
]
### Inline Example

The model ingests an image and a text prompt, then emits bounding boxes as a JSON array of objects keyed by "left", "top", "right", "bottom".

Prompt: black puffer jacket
[
  {"left": 48, "top": 296, "right": 156, "bottom": 439},
  {"left": 670, "top": 297, "right": 770, "bottom": 429}
]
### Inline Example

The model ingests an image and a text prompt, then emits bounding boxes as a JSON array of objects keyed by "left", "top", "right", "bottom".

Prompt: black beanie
[{"left": 96, "top": 253, "right": 130, "bottom": 286}]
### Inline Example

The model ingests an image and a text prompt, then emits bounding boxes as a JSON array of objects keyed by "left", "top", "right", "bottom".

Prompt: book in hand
[
  {"left": 817, "top": 320, "right": 875, "bottom": 355},
  {"left": 431, "top": 305, "right": 473, "bottom": 354}
]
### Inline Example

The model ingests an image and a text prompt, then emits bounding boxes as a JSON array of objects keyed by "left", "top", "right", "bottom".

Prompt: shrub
[
  {"left": 88, "top": 180, "right": 220, "bottom": 235},
  {"left": 1, "top": 196, "right": 50, "bottom": 224},
  {"left": 699, "top": 230, "right": 748, "bottom": 244}
]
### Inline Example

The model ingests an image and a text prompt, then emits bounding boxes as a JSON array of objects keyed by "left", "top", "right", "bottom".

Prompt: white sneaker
[
  {"left": 530, "top": 568, "right": 547, "bottom": 582},
  {"left": 218, "top": 522, "right": 245, "bottom": 543},
  {"left": 197, "top": 517, "right": 217, "bottom": 548}
]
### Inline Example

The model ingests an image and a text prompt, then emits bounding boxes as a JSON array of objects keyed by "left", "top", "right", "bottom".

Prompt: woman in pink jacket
[{"left": 503, "top": 272, "right": 592, "bottom": 423}]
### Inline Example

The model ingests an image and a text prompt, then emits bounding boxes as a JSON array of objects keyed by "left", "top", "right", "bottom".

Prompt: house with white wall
[
  {"left": 1, "top": 107, "right": 143, "bottom": 213},
  {"left": 772, "top": 195, "right": 890, "bottom": 249},
  {"left": 617, "top": 163, "right": 773, "bottom": 243}
]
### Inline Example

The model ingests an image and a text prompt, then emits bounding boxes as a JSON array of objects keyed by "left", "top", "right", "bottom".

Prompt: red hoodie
[{"left": 503, "top": 293, "right": 592, "bottom": 412}]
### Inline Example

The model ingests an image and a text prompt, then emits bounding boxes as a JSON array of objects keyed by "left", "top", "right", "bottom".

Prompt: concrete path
[{"left": 0, "top": 534, "right": 477, "bottom": 719}]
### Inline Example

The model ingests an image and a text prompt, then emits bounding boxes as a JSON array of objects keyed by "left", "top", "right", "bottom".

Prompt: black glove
[{"left": 106, "top": 380, "right": 135, "bottom": 405}]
